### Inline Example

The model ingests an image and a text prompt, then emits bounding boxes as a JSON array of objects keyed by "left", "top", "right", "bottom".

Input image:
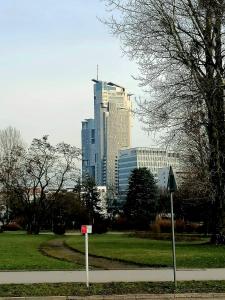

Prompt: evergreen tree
[
  {"left": 82, "top": 175, "right": 101, "bottom": 225},
  {"left": 124, "top": 168, "right": 158, "bottom": 229}
]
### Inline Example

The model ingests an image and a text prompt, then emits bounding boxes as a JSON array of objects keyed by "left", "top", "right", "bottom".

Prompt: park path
[
  {"left": 41, "top": 238, "right": 146, "bottom": 269},
  {"left": 1, "top": 268, "right": 225, "bottom": 284}
]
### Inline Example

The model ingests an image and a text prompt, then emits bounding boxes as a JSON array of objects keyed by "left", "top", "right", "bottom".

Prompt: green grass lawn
[
  {"left": 1, "top": 281, "right": 225, "bottom": 297},
  {"left": 1, "top": 232, "right": 225, "bottom": 270},
  {"left": 66, "top": 234, "right": 225, "bottom": 268},
  {"left": 0, "top": 232, "right": 76, "bottom": 270}
]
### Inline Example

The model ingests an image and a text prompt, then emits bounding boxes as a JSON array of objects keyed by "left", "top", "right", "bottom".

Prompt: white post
[
  {"left": 170, "top": 191, "right": 177, "bottom": 288},
  {"left": 85, "top": 232, "right": 89, "bottom": 288}
]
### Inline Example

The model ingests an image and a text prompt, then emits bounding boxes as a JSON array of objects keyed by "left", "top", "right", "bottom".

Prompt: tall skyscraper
[
  {"left": 93, "top": 80, "right": 131, "bottom": 189},
  {"left": 82, "top": 80, "right": 132, "bottom": 191}
]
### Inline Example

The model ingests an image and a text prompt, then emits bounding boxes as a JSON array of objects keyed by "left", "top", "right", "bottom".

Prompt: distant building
[
  {"left": 81, "top": 119, "right": 95, "bottom": 179},
  {"left": 118, "top": 147, "right": 181, "bottom": 202},
  {"left": 82, "top": 80, "right": 132, "bottom": 192},
  {"left": 158, "top": 167, "right": 186, "bottom": 190},
  {"left": 93, "top": 80, "right": 132, "bottom": 189},
  {"left": 158, "top": 167, "right": 171, "bottom": 190}
]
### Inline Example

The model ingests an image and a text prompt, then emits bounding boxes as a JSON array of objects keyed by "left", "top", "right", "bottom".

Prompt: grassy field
[
  {"left": 66, "top": 234, "right": 225, "bottom": 268},
  {"left": 0, "top": 232, "right": 76, "bottom": 270},
  {"left": 1, "top": 281, "right": 225, "bottom": 297},
  {"left": 1, "top": 232, "right": 225, "bottom": 270}
]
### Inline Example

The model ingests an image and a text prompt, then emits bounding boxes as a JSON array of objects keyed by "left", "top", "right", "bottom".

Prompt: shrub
[
  {"left": 133, "top": 231, "right": 205, "bottom": 241},
  {"left": 150, "top": 222, "right": 160, "bottom": 234},
  {"left": 151, "top": 218, "right": 185, "bottom": 233},
  {"left": 157, "top": 219, "right": 171, "bottom": 233},
  {"left": 111, "top": 215, "right": 129, "bottom": 230},
  {"left": 53, "top": 223, "right": 65, "bottom": 235},
  {"left": 93, "top": 222, "right": 108, "bottom": 234},
  {"left": 131, "top": 216, "right": 150, "bottom": 231},
  {"left": 176, "top": 219, "right": 185, "bottom": 233},
  {"left": 92, "top": 216, "right": 109, "bottom": 234},
  {"left": 2, "top": 222, "right": 22, "bottom": 231},
  {"left": 185, "top": 222, "right": 201, "bottom": 233}
]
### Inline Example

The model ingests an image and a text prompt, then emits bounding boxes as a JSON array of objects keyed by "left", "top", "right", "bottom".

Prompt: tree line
[
  {"left": 0, "top": 126, "right": 216, "bottom": 236},
  {"left": 0, "top": 127, "right": 104, "bottom": 234}
]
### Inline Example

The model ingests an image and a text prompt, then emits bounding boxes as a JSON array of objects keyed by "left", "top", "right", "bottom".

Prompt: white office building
[{"left": 118, "top": 147, "right": 181, "bottom": 201}]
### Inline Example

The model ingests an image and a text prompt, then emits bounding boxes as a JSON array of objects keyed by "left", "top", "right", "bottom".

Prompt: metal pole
[
  {"left": 85, "top": 232, "right": 89, "bottom": 288},
  {"left": 170, "top": 191, "right": 177, "bottom": 288}
]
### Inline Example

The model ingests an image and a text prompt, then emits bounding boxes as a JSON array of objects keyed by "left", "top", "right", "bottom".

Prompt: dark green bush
[
  {"left": 92, "top": 217, "right": 108, "bottom": 234},
  {"left": 53, "top": 223, "right": 65, "bottom": 235}
]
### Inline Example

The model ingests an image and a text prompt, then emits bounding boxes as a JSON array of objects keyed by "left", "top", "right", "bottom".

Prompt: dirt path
[{"left": 40, "top": 238, "right": 145, "bottom": 270}]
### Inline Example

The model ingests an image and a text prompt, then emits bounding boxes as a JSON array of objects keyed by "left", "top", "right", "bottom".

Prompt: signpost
[
  {"left": 81, "top": 225, "right": 92, "bottom": 288},
  {"left": 167, "top": 166, "right": 177, "bottom": 288}
]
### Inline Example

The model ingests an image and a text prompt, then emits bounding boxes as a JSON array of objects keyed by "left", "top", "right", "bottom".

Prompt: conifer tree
[{"left": 124, "top": 168, "right": 158, "bottom": 229}]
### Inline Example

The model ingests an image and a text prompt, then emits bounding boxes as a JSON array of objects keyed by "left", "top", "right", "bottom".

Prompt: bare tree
[
  {"left": 103, "top": 0, "right": 225, "bottom": 238},
  {"left": 0, "top": 126, "right": 24, "bottom": 155},
  {"left": 0, "top": 127, "right": 25, "bottom": 221},
  {"left": 1, "top": 135, "right": 81, "bottom": 233},
  {"left": 0, "top": 126, "right": 25, "bottom": 179},
  {"left": 181, "top": 123, "right": 209, "bottom": 186}
]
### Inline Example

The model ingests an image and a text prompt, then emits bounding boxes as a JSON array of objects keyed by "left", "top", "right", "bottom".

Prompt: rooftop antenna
[{"left": 97, "top": 64, "right": 99, "bottom": 80}]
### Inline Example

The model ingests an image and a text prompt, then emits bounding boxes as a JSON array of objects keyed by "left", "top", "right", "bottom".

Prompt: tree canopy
[
  {"left": 0, "top": 133, "right": 81, "bottom": 233},
  {"left": 103, "top": 0, "right": 225, "bottom": 237}
]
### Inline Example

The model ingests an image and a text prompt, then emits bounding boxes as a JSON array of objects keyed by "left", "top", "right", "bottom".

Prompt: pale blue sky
[{"left": 0, "top": 0, "right": 156, "bottom": 147}]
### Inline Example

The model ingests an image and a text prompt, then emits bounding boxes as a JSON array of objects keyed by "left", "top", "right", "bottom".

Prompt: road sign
[
  {"left": 167, "top": 166, "right": 177, "bottom": 192},
  {"left": 81, "top": 225, "right": 92, "bottom": 234},
  {"left": 81, "top": 225, "right": 92, "bottom": 288}
]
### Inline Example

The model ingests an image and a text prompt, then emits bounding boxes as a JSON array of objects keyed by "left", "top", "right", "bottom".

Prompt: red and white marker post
[{"left": 81, "top": 225, "right": 92, "bottom": 287}]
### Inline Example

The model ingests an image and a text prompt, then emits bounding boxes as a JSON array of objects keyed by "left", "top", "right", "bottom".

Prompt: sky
[{"left": 0, "top": 0, "right": 157, "bottom": 148}]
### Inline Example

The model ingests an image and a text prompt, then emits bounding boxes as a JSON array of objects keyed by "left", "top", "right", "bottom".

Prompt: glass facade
[
  {"left": 93, "top": 80, "right": 131, "bottom": 189},
  {"left": 81, "top": 119, "right": 95, "bottom": 179},
  {"left": 118, "top": 147, "right": 181, "bottom": 202},
  {"left": 82, "top": 80, "right": 132, "bottom": 192}
]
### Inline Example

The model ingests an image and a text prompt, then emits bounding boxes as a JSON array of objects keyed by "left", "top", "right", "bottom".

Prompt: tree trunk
[
  {"left": 203, "top": 2, "right": 225, "bottom": 242},
  {"left": 207, "top": 89, "right": 225, "bottom": 241}
]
